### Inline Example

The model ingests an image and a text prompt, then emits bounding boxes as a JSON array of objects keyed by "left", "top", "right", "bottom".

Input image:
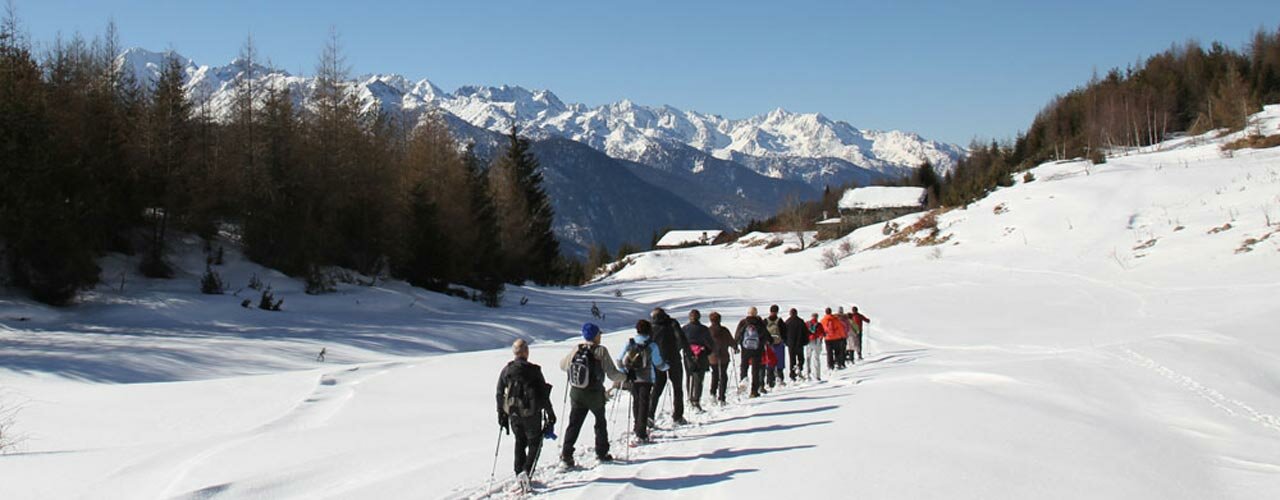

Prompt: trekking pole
[
  {"left": 560, "top": 373, "right": 570, "bottom": 436},
  {"left": 624, "top": 388, "right": 632, "bottom": 462},
  {"left": 485, "top": 427, "right": 503, "bottom": 496}
]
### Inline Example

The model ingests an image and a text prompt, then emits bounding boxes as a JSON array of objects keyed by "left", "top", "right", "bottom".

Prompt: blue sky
[{"left": 13, "top": 0, "right": 1278, "bottom": 144}]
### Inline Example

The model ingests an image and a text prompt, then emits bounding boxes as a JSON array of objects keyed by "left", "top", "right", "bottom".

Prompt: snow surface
[
  {"left": 654, "top": 230, "right": 723, "bottom": 248},
  {"left": 3, "top": 107, "right": 1280, "bottom": 498},
  {"left": 838, "top": 186, "right": 927, "bottom": 210}
]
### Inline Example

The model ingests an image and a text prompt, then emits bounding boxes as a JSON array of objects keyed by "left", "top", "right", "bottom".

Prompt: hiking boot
[
  {"left": 598, "top": 453, "right": 614, "bottom": 463},
  {"left": 673, "top": 417, "right": 689, "bottom": 426},
  {"left": 560, "top": 456, "right": 575, "bottom": 469}
]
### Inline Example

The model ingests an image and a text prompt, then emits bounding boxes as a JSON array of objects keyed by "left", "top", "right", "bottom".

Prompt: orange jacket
[{"left": 820, "top": 314, "right": 847, "bottom": 341}]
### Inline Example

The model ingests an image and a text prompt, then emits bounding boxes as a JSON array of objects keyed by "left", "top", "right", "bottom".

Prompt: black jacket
[
  {"left": 735, "top": 315, "right": 768, "bottom": 350},
  {"left": 496, "top": 358, "right": 554, "bottom": 420},
  {"left": 651, "top": 312, "right": 691, "bottom": 360},
  {"left": 784, "top": 315, "right": 809, "bottom": 348},
  {"left": 683, "top": 320, "right": 712, "bottom": 349}
]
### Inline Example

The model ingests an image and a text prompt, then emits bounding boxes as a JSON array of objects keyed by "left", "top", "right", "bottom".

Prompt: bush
[
  {"left": 258, "top": 286, "right": 283, "bottom": 311},
  {"left": 1088, "top": 149, "right": 1107, "bottom": 165},
  {"left": 1023, "top": 172, "right": 1036, "bottom": 183},
  {"left": 0, "top": 398, "right": 20, "bottom": 454},
  {"left": 139, "top": 253, "right": 174, "bottom": 279},
  {"left": 248, "top": 273, "right": 263, "bottom": 291},
  {"left": 820, "top": 248, "right": 841, "bottom": 269},
  {"left": 200, "top": 265, "right": 224, "bottom": 294},
  {"left": 838, "top": 240, "right": 855, "bottom": 256},
  {"left": 304, "top": 265, "right": 336, "bottom": 295}
]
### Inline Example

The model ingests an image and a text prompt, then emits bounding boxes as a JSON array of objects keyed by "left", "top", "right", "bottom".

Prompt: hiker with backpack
[
  {"left": 764, "top": 305, "right": 787, "bottom": 388},
  {"left": 838, "top": 306, "right": 857, "bottom": 365},
  {"left": 648, "top": 308, "right": 692, "bottom": 425},
  {"left": 682, "top": 309, "right": 713, "bottom": 412},
  {"left": 707, "top": 311, "right": 737, "bottom": 405},
  {"left": 734, "top": 307, "right": 768, "bottom": 398},
  {"left": 784, "top": 308, "right": 808, "bottom": 381},
  {"left": 820, "top": 308, "right": 848, "bottom": 369},
  {"left": 558, "top": 323, "right": 626, "bottom": 469},
  {"left": 850, "top": 306, "right": 871, "bottom": 362},
  {"left": 496, "top": 339, "right": 557, "bottom": 489},
  {"left": 805, "top": 313, "right": 825, "bottom": 381},
  {"left": 619, "top": 319, "right": 669, "bottom": 444}
]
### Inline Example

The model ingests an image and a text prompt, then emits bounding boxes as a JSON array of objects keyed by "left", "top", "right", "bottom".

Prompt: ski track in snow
[{"left": 1118, "top": 348, "right": 1280, "bottom": 436}]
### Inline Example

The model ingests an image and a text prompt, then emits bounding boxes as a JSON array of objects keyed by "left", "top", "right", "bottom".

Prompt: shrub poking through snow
[
  {"left": 1024, "top": 171, "right": 1036, "bottom": 183},
  {"left": 248, "top": 273, "right": 263, "bottom": 291},
  {"left": 870, "top": 209, "right": 952, "bottom": 250},
  {"left": 259, "top": 286, "right": 283, "bottom": 311},
  {"left": 1222, "top": 133, "right": 1280, "bottom": 151},
  {"left": 0, "top": 398, "right": 22, "bottom": 454},
  {"left": 820, "top": 248, "right": 841, "bottom": 269},
  {"left": 1208, "top": 223, "right": 1233, "bottom": 234},
  {"left": 305, "top": 266, "right": 336, "bottom": 295},
  {"left": 200, "top": 265, "right": 224, "bottom": 295},
  {"left": 838, "top": 239, "right": 856, "bottom": 256}
]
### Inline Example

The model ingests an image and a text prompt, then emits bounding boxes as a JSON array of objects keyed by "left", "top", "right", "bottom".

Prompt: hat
[{"left": 582, "top": 322, "right": 601, "bottom": 341}]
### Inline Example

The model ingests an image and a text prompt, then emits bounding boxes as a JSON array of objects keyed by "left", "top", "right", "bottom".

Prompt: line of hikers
[{"left": 494, "top": 304, "right": 871, "bottom": 491}]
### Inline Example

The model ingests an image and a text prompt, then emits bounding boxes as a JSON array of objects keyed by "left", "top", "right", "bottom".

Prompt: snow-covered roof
[
  {"left": 816, "top": 217, "right": 843, "bottom": 225},
  {"left": 838, "top": 186, "right": 926, "bottom": 210},
  {"left": 655, "top": 230, "right": 723, "bottom": 247}
]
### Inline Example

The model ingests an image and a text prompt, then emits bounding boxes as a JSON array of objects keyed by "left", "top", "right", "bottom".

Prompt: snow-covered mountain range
[{"left": 118, "top": 48, "right": 964, "bottom": 254}]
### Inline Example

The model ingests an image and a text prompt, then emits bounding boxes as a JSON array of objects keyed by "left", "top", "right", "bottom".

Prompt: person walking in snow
[
  {"left": 850, "top": 306, "right": 871, "bottom": 362},
  {"left": 682, "top": 309, "right": 713, "bottom": 412},
  {"left": 838, "top": 306, "right": 856, "bottom": 365},
  {"left": 784, "top": 308, "right": 808, "bottom": 381},
  {"left": 707, "top": 311, "right": 738, "bottom": 405},
  {"left": 735, "top": 307, "right": 768, "bottom": 397},
  {"left": 764, "top": 305, "right": 787, "bottom": 388},
  {"left": 805, "top": 313, "right": 825, "bottom": 381},
  {"left": 558, "top": 323, "right": 626, "bottom": 468},
  {"left": 619, "top": 320, "right": 668, "bottom": 444},
  {"left": 496, "top": 339, "right": 557, "bottom": 487},
  {"left": 648, "top": 308, "right": 692, "bottom": 425},
  {"left": 820, "top": 308, "right": 848, "bottom": 370}
]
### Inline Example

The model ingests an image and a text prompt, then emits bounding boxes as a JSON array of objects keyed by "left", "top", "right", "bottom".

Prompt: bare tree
[{"left": 779, "top": 193, "right": 810, "bottom": 250}]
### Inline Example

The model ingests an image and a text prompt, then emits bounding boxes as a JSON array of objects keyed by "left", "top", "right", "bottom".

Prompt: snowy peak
[{"left": 120, "top": 47, "right": 963, "bottom": 185}]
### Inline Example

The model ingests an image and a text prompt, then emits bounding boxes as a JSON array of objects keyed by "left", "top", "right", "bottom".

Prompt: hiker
[
  {"left": 558, "top": 323, "right": 626, "bottom": 468},
  {"left": 764, "top": 305, "right": 787, "bottom": 388},
  {"left": 496, "top": 339, "right": 557, "bottom": 488},
  {"left": 784, "top": 308, "right": 808, "bottom": 381},
  {"left": 850, "top": 306, "right": 871, "bottom": 362},
  {"left": 707, "top": 311, "right": 738, "bottom": 405},
  {"left": 591, "top": 302, "right": 601, "bottom": 320},
  {"left": 805, "top": 313, "right": 825, "bottom": 381},
  {"left": 734, "top": 307, "right": 767, "bottom": 397},
  {"left": 648, "top": 308, "right": 692, "bottom": 425},
  {"left": 820, "top": 308, "right": 848, "bottom": 369},
  {"left": 682, "top": 309, "right": 713, "bottom": 412},
  {"left": 619, "top": 320, "right": 668, "bottom": 444},
  {"left": 838, "top": 306, "right": 856, "bottom": 365}
]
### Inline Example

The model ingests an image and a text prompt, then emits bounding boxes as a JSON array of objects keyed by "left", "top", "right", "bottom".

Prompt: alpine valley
[{"left": 119, "top": 48, "right": 965, "bottom": 255}]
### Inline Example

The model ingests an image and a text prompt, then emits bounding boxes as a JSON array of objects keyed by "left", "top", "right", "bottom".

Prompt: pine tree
[
  {"left": 489, "top": 126, "right": 561, "bottom": 284},
  {"left": 138, "top": 54, "right": 193, "bottom": 278}
]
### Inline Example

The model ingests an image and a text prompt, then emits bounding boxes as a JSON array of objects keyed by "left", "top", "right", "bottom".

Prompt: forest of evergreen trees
[
  {"left": 0, "top": 14, "right": 570, "bottom": 306},
  {"left": 939, "top": 27, "right": 1280, "bottom": 206}
]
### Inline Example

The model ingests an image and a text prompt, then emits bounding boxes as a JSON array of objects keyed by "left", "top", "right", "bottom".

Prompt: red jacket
[
  {"left": 762, "top": 344, "right": 778, "bottom": 367},
  {"left": 806, "top": 319, "right": 825, "bottom": 342},
  {"left": 850, "top": 312, "right": 871, "bottom": 334},
  {"left": 820, "top": 314, "right": 847, "bottom": 341}
]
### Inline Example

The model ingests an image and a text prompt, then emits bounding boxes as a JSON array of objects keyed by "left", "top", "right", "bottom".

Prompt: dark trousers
[
  {"left": 511, "top": 416, "right": 543, "bottom": 475},
  {"left": 688, "top": 367, "right": 705, "bottom": 407},
  {"left": 631, "top": 382, "right": 653, "bottom": 439},
  {"left": 788, "top": 344, "right": 805, "bottom": 379},
  {"left": 854, "top": 332, "right": 863, "bottom": 359},
  {"left": 562, "top": 403, "right": 608, "bottom": 460},
  {"left": 649, "top": 362, "right": 684, "bottom": 421},
  {"left": 826, "top": 339, "right": 846, "bottom": 369},
  {"left": 740, "top": 348, "right": 763, "bottom": 395},
  {"left": 710, "top": 362, "right": 729, "bottom": 402}
]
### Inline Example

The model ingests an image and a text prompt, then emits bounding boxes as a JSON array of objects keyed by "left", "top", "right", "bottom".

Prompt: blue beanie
[{"left": 582, "top": 323, "right": 601, "bottom": 341}]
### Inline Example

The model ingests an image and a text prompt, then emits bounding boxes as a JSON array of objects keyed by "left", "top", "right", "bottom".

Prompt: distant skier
[
  {"left": 850, "top": 306, "right": 871, "bottom": 362},
  {"left": 735, "top": 307, "right": 767, "bottom": 397},
  {"left": 764, "top": 305, "right": 787, "bottom": 388},
  {"left": 820, "top": 308, "right": 848, "bottom": 370},
  {"left": 707, "top": 311, "right": 738, "bottom": 405},
  {"left": 590, "top": 302, "right": 601, "bottom": 320},
  {"left": 682, "top": 309, "right": 713, "bottom": 412},
  {"left": 558, "top": 323, "right": 626, "bottom": 468},
  {"left": 316, "top": 347, "right": 326, "bottom": 362},
  {"left": 496, "top": 339, "right": 556, "bottom": 490},
  {"left": 805, "top": 313, "right": 825, "bottom": 381},
  {"left": 784, "top": 308, "right": 808, "bottom": 381},
  {"left": 647, "top": 308, "right": 692, "bottom": 425},
  {"left": 619, "top": 320, "right": 668, "bottom": 444}
]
